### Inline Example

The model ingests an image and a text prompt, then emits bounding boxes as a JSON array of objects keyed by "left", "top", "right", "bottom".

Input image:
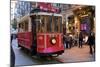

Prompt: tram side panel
[
  {"left": 18, "top": 32, "right": 33, "bottom": 50},
  {"left": 37, "top": 33, "right": 64, "bottom": 56}
]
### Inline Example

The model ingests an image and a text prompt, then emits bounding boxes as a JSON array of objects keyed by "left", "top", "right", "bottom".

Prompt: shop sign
[{"left": 38, "top": 2, "right": 60, "bottom": 13}]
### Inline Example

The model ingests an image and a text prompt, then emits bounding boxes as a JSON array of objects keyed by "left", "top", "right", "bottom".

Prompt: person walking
[
  {"left": 88, "top": 31, "right": 95, "bottom": 54},
  {"left": 79, "top": 31, "right": 83, "bottom": 48}
]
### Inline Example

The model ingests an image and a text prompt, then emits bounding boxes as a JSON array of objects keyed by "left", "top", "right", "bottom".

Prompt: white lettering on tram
[{"left": 30, "top": 12, "right": 62, "bottom": 17}]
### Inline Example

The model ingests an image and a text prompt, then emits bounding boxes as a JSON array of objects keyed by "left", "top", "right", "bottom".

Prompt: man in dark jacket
[
  {"left": 79, "top": 32, "right": 83, "bottom": 48},
  {"left": 88, "top": 32, "right": 95, "bottom": 54},
  {"left": 10, "top": 34, "right": 15, "bottom": 67}
]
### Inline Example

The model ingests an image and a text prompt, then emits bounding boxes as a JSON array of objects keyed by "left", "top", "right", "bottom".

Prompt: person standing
[
  {"left": 65, "top": 34, "right": 69, "bottom": 48},
  {"left": 63, "top": 35, "right": 66, "bottom": 48},
  {"left": 79, "top": 31, "right": 83, "bottom": 48},
  {"left": 88, "top": 32, "right": 95, "bottom": 54},
  {"left": 68, "top": 34, "right": 73, "bottom": 49},
  {"left": 10, "top": 34, "right": 15, "bottom": 67}
]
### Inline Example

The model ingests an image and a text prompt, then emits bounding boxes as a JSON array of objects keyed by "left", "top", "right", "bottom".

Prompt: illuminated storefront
[
  {"left": 73, "top": 6, "right": 95, "bottom": 35},
  {"left": 67, "top": 15, "right": 75, "bottom": 34}
]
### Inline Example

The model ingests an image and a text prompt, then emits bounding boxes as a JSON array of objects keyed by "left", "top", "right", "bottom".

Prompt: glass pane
[
  {"left": 35, "top": 15, "right": 40, "bottom": 33},
  {"left": 59, "top": 17, "right": 62, "bottom": 33},
  {"left": 54, "top": 16, "right": 59, "bottom": 32},
  {"left": 25, "top": 21, "right": 28, "bottom": 31},
  {"left": 41, "top": 16, "right": 45, "bottom": 33},
  {"left": 47, "top": 16, "right": 52, "bottom": 32},
  {"left": 53, "top": 16, "right": 62, "bottom": 33},
  {"left": 36, "top": 15, "right": 62, "bottom": 33}
]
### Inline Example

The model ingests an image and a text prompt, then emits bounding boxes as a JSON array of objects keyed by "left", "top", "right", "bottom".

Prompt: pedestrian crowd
[{"left": 63, "top": 31, "right": 95, "bottom": 55}]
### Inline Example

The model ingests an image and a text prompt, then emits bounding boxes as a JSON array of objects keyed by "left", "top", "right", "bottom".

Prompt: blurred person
[
  {"left": 68, "top": 34, "right": 73, "bottom": 48},
  {"left": 84, "top": 35, "right": 89, "bottom": 45},
  {"left": 65, "top": 34, "right": 69, "bottom": 48},
  {"left": 87, "top": 31, "right": 95, "bottom": 54},
  {"left": 10, "top": 34, "right": 15, "bottom": 67},
  {"left": 63, "top": 34, "right": 66, "bottom": 48},
  {"left": 74, "top": 33, "right": 79, "bottom": 46},
  {"left": 79, "top": 31, "right": 83, "bottom": 48}
]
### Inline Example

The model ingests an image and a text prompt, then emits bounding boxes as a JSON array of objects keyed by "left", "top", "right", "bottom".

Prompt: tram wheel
[
  {"left": 30, "top": 49, "right": 37, "bottom": 56},
  {"left": 18, "top": 45, "right": 24, "bottom": 50}
]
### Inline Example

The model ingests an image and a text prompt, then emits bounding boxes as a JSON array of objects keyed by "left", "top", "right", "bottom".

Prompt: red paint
[
  {"left": 18, "top": 32, "right": 32, "bottom": 49},
  {"left": 18, "top": 32, "right": 64, "bottom": 55},
  {"left": 38, "top": 2, "right": 60, "bottom": 13},
  {"left": 37, "top": 35, "right": 45, "bottom": 48},
  {"left": 37, "top": 33, "right": 64, "bottom": 53}
]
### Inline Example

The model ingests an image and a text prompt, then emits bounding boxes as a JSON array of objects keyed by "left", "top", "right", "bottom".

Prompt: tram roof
[
  {"left": 18, "top": 15, "right": 29, "bottom": 23},
  {"left": 30, "top": 12, "right": 62, "bottom": 17},
  {"left": 18, "top": 12, "right": 62, "bottom": 23}
]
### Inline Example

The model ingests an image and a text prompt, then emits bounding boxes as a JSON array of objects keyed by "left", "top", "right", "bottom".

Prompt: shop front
[{"left": 73, "top": 6, "right": 95, "bottom": 35}]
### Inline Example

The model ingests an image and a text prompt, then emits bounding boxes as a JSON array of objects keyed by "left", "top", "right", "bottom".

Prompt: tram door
[{"left": 31, "top": 16, "right": 37, "bottom": 54}]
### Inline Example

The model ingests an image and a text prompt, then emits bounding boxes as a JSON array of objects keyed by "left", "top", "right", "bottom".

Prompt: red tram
[{"left": 17, "top": 9, "right": 64, "bottom": 57}]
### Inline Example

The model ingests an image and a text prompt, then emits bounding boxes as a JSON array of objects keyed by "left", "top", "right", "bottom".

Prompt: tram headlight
[{"left": 51, "top": 38, "right": 56, "bottom": 44}]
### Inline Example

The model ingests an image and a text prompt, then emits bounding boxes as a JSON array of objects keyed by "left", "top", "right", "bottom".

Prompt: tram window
[
  {"left": 34, "top": 15, "right": 43, "bottom": 33},
  {"left": 36, "top": 15, "right": 40, "bottom": 32},
  {"left": 21, "top": 23, "right": 24, "bottom": 32},
  {"left": 36, "top": 15, "right": 40, "bottom": 19},
  {"left": 37, "top": 20, "right": 41, "bottom": 33},
  {"left": 25, "top": 21, "right": 28, "bottom": 31},
  {"left": 53, "top": 16, "right": 62, "bottom": 33},
  {"left": 19, "top": 23, "right": 21, "bottom": 28},
  {"left": 47, "top": 16, "right": 52, "bottom": 32},
  {"left": 59, "top": 17, "right": 62, "bottom": 33},
  {"left": 37, "top": 15, "right": 51, "bottom": 33},
  {"left": 53, "top": 16, "right": 59, "bottom": 32},
  {"left": 41, "top": 17, "right": 45, "bottom": 32},
  {"left": 36, "top": 15, "right": 62, "bottom": 33},
  {"left": 18, "top": 23, "right": 24, "bottom": 32},
  {"left": 55, "top": 17, "right": 59, "bottom": 32},
  {"left": 18, "top": 23, "right": 21, "bottom": 32}
]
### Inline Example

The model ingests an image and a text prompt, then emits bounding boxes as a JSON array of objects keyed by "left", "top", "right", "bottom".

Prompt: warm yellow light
[
  {"left": 80, "top": 14, "right": 88, "bottom": 17},
  {"left": 74, "top": 17, "right": 78, "bottom": 24},
  {"left": 52, "top": 39, "right": 56, "bottom": 44},
  {"left": 79, "top": 7, "right": 82, "bottom": 10}
]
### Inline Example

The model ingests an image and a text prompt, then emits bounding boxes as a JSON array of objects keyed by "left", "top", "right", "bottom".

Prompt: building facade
[
  {"left": 15, "top": 2, "right": 62, "bottom": 21},
  {"left": 11, "top": 0, "right": 17, "bottom": 21},
  {"left": 15, "top": 1, "right": 33, "bottom": 21}
]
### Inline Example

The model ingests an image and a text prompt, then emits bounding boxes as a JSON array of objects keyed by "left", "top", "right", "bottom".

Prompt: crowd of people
[{"left": 63, "top": 31, "right": 95, "bottom": 55}]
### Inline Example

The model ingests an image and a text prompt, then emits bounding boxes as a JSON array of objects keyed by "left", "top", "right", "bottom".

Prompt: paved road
[
  {"left": 11, "top": 39, "right": 95, "bottom": 67},
  {"left": 55, "top": 45, "right": 95, "bottom": 63},
  {"left": 11, "top": 39, "right": 60, "bottom": 67}
]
